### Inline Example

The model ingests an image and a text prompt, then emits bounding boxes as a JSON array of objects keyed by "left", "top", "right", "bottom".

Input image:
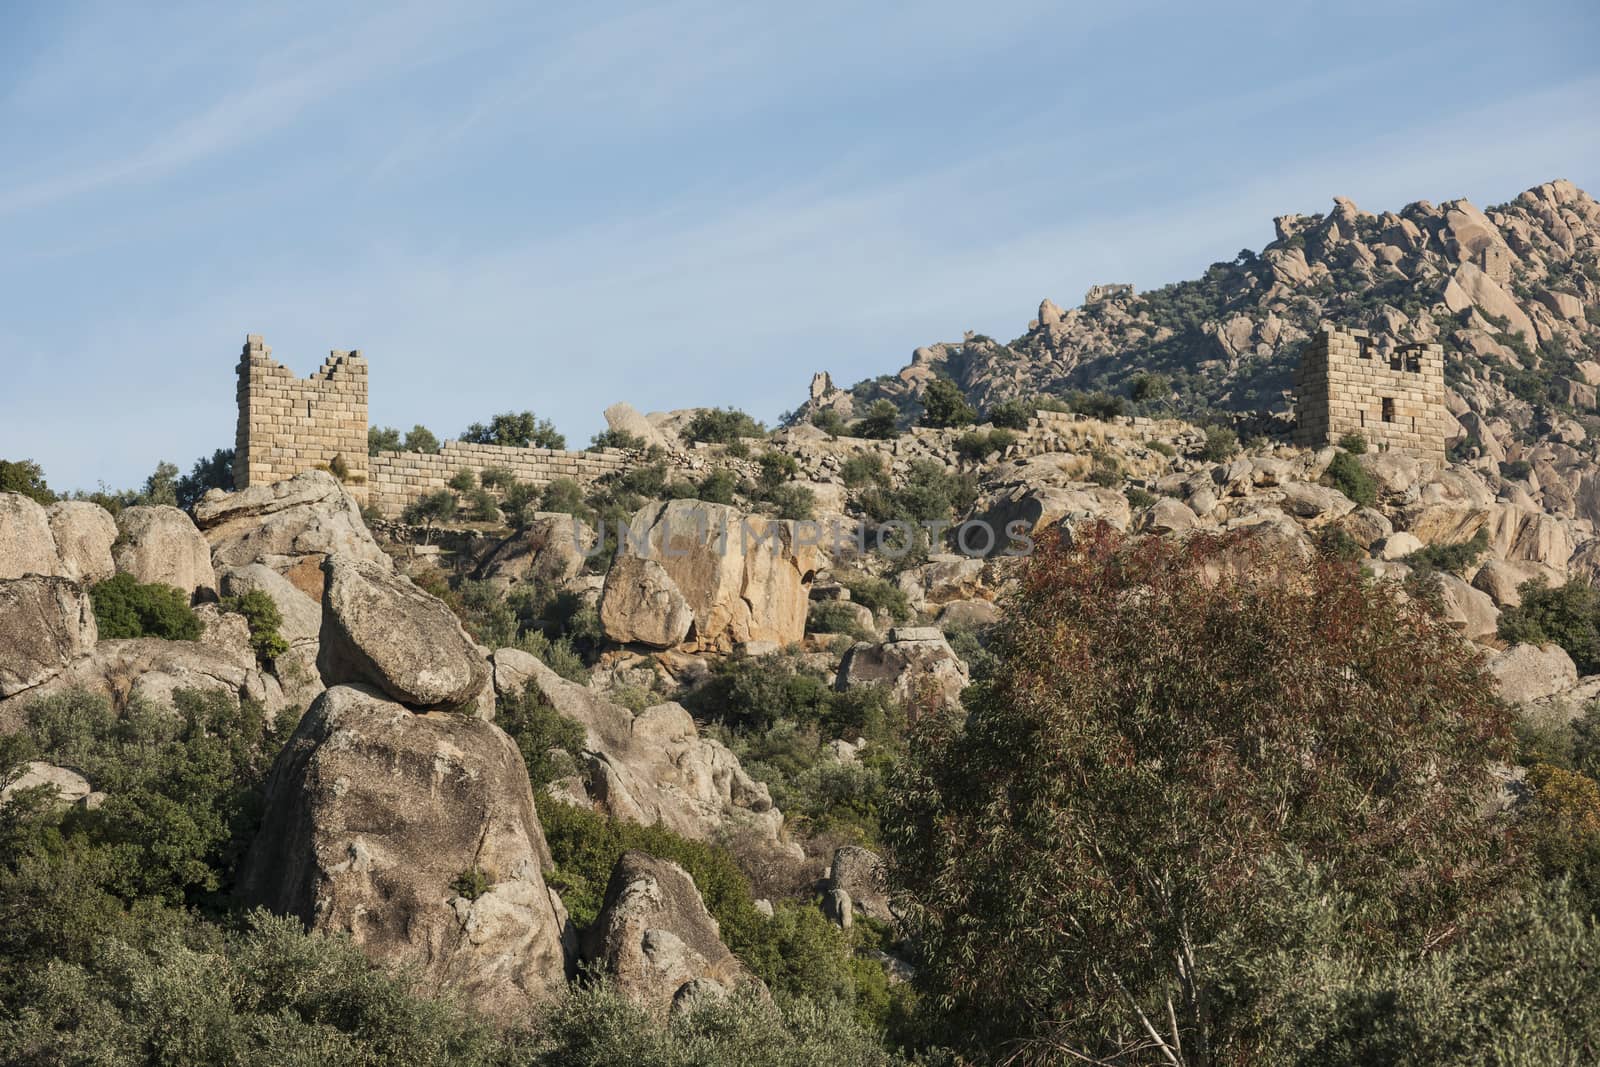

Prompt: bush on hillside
[
  {"left": 918, "top": 378, "right": 975, "bottom": 429},
  {"left": 90, "top": 574, "right": 202, "bottom": 641},
  {"left": 1323, "top": 449, "right": 1376, "bottom": 507},
  {"left": 1499, "top": 577, "right": 1600, "bottom": 673},
  {"left": 683, "top": 408, "right": 766, "bottom": 444},
  {"left": 220, "top": 590, "right": 288, "bottom": 662}
]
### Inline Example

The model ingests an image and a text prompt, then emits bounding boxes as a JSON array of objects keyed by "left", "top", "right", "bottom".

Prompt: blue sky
[{"left": 1, "top": 2, "right": 1596, "bottom": 492}]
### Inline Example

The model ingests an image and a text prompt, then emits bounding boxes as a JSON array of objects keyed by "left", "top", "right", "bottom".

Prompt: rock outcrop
[
  {"left": 0, "top": 493, "right": 63, "bottom": 580},
  {"left": 494, "top": 649, "right": 789, "bottom": 852},
  {"left": 317, "top": 555, "right": 490, "bottom": 713},
  {"left": 582, "top": 850, "right": 759, "bottom": 1014},
  {"left": 599, "top": 556, "right": 696, "bottom": 649},
  {"left": 113, "top": 505, "right": 216, "bottom": 602},
  {"left": 475, "top": 514, "right": 594, "bottom": 594},
  {"left": 44, "top": 501, "right": 116, "bottom": 584},
  {"left": 237, "top": 685, "right": 568, "bottom": 1023},
  {"left": 837, "top": 626, "right": 970, "bottom": 707},
  {"left": 826, "top": 845, "right": 893, "bottom": 925},
  {"left": 196, "top": 470, "right": 387, "bottom": 599},
  {"left": 0, "top": 638, "right": 284, "bottom": 731},
  {"left": 1487, "top": 643, "right": 1579, "bottom": 706},
  {"left": 0, "top": 576, "right": 97, "bottom": 699},
  {"left": 602, "top": 500, "right": 818, "bottom": 652}
]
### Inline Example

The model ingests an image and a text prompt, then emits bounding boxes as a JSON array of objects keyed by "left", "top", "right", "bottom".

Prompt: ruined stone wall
[
  {"left": 234, "top": 335, "right": 369, "bottom": 500},
  {"left": 369, "top": 441, "right": 635, "bottom": 516},
  {"left": 1293, "top": 325, "right": 1448, "bottom": 461}
]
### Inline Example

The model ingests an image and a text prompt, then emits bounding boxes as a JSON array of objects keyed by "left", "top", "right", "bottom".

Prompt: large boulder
[
  {"left": 317, "top": 555, "right": 490, "bottom": 712},
  {"left": 113, "top": 506, "right": 216, "bottom": 602},
  {"left": 1487, "top": 643, "right": 1578, "bottom": 706},
  {"left": 1, "top": 762, "right": 92, "bottom": 808},
  {"left": 476, "top": 514, "right": 595, "bottom": 595},
  {"left": 0, "top": 493, "right": 62, "bottom": 580},
  {"left": 582, "top": 850, "right": 760, "bottom": 1015},
  {"left": 494, "top": 649, "right": 787, "bottom": 851},
  {"left": 45, "top": 501, "right": 116, "bottom": 584},
  {"left": 836, "top": 626, "right": 969, "bottom": 708},
  {"left": 0, "top": 576, "right": 97, "bottom": 699},
  {"left": 195, "top": 470, "right": 387, "bottom": 600},
  {"left": 1435, "top": 574, "right": 1500, "bottom": 642},
  {"left": 599, "top": 557, "right": 696, "bottom": 649},
  {"left": 604, "top": 501, "right": 819, "bottom": 652},
  {"left": 237, "top": 685, "right": 567, "bottom": 1023}
]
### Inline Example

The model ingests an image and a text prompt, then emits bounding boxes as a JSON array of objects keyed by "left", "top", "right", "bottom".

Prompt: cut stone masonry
[{"left": 1292, "top": 324, "right": 1448, "bottom": 461}]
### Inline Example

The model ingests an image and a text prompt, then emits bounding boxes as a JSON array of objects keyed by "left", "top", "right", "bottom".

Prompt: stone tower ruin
[
  {"left": 234, "top": 334, "right": 369, "bottom": 500},
  {"left": 1293, "top": 324, "right": 1448, "bottom": 462}
]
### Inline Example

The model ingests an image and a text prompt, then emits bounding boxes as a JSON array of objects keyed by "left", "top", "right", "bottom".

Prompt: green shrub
[
  {"left": 368, "top": 426, "right": 401, "bottom": 455},
  {"left": 763, "top": 483, "right": 816, "bottom": 521},
  {"left": 757, "top": 451, "right": 800, "bottom": 488},
  {"left": 810, "top": 408, "right": 849, "bottom": 436},
  {"left": 220, "top": 590, "right": 289, "bottom": 662},
  {"left": 853, "top": 400, "right": 902, "bottom": 440},
  {"left": 465, "top": 487, "right": 501, "bottom": 523},
  {"left": 696, "top": 468, "right": 740, "bottom": 505},
  {"left": 1124, "top": 486, "right": 1157, "bottom": 509},
  {"left": 1315, "top": 526, "right": 1364, "bottom": 563},
  {"left": 1499, "top": 578, "right": 1600, "bottom": 673},
  {"left": 683, "top": 408, "right": 766, "bottom": 444},
  {"left": 590, "top": 427, "right": 646, "bottom": 450},
  {"left": 1324, "top": 450, "right": 1377, "bottom": 507},
  {"left": 840, "top": 574, "right": 912, "bottom": 622},
  {"left": 1500, "top": 458, "right": 1533, "bottom": 481},
  {"left": 1067, "top": 391, "right": 1127, "bottom": 419},
  {"left": 840, "top": 453, "right": 889, "bottom": 488},
  {"left": 1338, "top": 432, "right": 1368, "bottom": 455},
  {"left": 477, "top": 466, "right": 514, "bottom": 489},
  {"left": 1147, "top": 439, "right": 1176, "bottom": 457},
  {"left": 402, "top": 490, "right": 457, "bottom": 539},
  {"left": 450, "top": 867, "right": 491, "bottom": 900},
  {"left": 1402, "top": 528, "right": 1488, "bottom": 577},
  {"left": 539, "top": 476, "right": 589, "bottom": 519},
  {"left": 403, "top": 425, "right": 440, "bottom": 454},
  {"left": 175, "top": 448, "right": 235, "bottom": 510},
  {"left": 461, "top": 410, "right": 565, "bottom": 450},
  {"left": 918, "top": 378, "right": 975, "bottom": 428},
  {"left": 1129, "top": 372, "right": 1171, "bottom": 403},
  {"left": 0, "top": 459, "right": 55, "bottom": 504},
  {"left": 498, "top": 683, "right": 587, "bottom": 791},
  {"left": 952, "top": 429, "right": 1016, "bottom": 460},
  {"left": 985, "top": 398, "right": 1033, "bottom": 430},
  {"left": 446, "top": 469, "right": 477, "bottom": 493},
  {"left": 90, "top": 574, "right": 202, "bottom": 641},
  {"left": 1201, "top": 424, "right": 1239, "bottom": 462}
]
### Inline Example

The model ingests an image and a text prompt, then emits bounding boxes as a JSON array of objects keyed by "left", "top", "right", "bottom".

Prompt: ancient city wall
[
  {"left": 234, "top": 335, "right": 370, "bottom": 500},
  {"left": 368, "top": 441, "right": 635, "bottom": 516},
  {"left": 1293, "top": 325, "right": 1448, "bottom": 461}
]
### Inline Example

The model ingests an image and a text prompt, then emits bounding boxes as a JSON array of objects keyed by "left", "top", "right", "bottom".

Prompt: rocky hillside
[{"left": 803, "top": 179, "right": 1600, "bottom": 449}]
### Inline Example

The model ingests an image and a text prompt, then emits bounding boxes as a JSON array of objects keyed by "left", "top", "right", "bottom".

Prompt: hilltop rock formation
[
  {"left": 582, "top": 850, "right": 760, "bottom": 1015},
  {"left": 238, "top": 684, "right": 568, "bottom": 1023}
]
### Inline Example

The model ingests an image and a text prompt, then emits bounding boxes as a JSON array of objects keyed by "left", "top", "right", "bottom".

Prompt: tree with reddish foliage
[{"left": 886, "top": 523, "right": 1520, "bottom": 1064}]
